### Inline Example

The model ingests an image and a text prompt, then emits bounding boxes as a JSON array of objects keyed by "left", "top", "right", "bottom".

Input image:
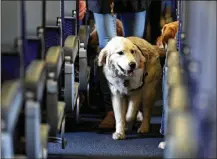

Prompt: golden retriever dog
[
  {"left": 89, "top": 19, "right": 124, "bottom": 46},
  {"left": 98, "top": 36, "right": 162, "bottom": 140},
  {"left": 156, "top": 21, "right": 179, "bottom": 49}
]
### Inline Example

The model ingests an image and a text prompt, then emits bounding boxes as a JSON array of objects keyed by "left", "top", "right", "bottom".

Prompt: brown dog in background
[
  {"left": 89, "top": 19, "right": 124, "bottom": 46},
  {"left": 156, "top": 21, "right": 179, "bottom": 49}
]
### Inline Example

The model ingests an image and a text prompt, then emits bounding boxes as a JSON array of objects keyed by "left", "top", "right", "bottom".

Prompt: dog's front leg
[
  {"left": 126, "top": 93, "right": 142, "bottom": 132},
  {"left": 111, "top": 94, "right": 127, "bottom": 140}
]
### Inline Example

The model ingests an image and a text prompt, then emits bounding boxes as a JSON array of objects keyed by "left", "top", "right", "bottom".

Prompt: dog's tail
[{"left": 153, "top": 45, "right": 166, "bottom": 57}]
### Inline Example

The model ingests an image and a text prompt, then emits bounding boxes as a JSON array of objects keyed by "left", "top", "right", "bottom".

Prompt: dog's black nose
[{"left": 129, "top": 62, "right": 136, "bottom": 69}]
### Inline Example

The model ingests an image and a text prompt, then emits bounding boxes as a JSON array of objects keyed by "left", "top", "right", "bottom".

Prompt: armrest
[
  {"left": 167, "top": 39, "right": 177, "bottom": 53},
  {"left": 25, "top": 60, "right": 46, "bottom": 101},
  {"left": 40, "top": 123, "right": 50, "bottom": 155},
  {"left": 57, "top": 102, "right": 65, "bottom": 131},
  {"left": 167, "top": 51, "right": 180, "bottom": 67},
  {"left": 1, "top": 80, "right": 23, "bottom": 132},
  {"left": 63, "top": 35, "right": 79, "bottom": 64},
  {"left": 74, "top": 82, "right": 79, "bottom": 106},
  {"left": 45, "top": 46, "right": 63, "bottom": 80}
]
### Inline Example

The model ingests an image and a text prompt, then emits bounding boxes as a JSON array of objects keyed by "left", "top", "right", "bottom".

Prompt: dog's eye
[
  {"left": 117, "top": 51, "right": 124, "bottom": 55},
  {"left": 131, "top": 50, "right": 135, "bottom": 54}
]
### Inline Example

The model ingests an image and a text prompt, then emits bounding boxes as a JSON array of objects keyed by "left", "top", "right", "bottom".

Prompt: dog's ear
[
  {"left": 135, "top": 47, "right": 146, "bottom": 63},
  {"left": 136, "top": 49, "right": 147, "bottom": 69},
  {"left": 98, "top": 48, "right": 108, "bottom": 66},
  {"left": 131, "top": 43, "right": 147, "bottom": 63},
  {"left": 139, "top": 51, "right": 146, "bottom": 63}
]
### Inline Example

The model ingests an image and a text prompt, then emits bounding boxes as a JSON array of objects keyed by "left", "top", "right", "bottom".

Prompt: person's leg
[
  {"left": 93, "top": 13, "right": 117, "bottom": 128},
  {"left": 120, "top": 10, "right": 146, "bottom": 38},
  {"left": 93, "top": 13, "right": 117, "bottom": 48}
]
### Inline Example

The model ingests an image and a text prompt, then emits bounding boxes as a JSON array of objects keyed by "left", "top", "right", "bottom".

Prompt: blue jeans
[
  {"left": 94, "top": 11, "right": 146, "bottom": 48},
  {"left": 94, "top": 11, "right": 147, "bottom": 112}
]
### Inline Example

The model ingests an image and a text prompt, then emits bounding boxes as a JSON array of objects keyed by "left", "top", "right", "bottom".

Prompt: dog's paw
[
  {"left": 137, "top": 125, "right": 150, "bottom": 134},
  {"left": 112, "top": 132, "right": 126, "bottom": 140}
]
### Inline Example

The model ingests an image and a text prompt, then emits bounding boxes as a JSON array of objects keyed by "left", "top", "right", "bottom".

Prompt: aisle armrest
[
  {"left": 57, "top": 102, "right": 66, "bottom": 131},
  {"left": 167, "top": 39, "right": 177, "bottom": 54},
  {"left": 25, "top": 60, "right": 46, "bottom": 101},
  {"left": 63, "top": 35, "right": 79, "bottom": 64},
  {"left": 74, "top": 82, "right": 79, "bottom": 106},
  {"left": 46, "top": 46, "right": 62, "bottom": 80},
  {"left": 1, "top": 80, "right": 23, "bottom": 132}
]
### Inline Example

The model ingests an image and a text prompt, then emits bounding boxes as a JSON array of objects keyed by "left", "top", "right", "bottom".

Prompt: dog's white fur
[{"left": 98, "top": 36, "right": 162, "bottom": 140}]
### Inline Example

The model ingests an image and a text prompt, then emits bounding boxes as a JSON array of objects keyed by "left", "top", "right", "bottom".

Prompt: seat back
[
  {"left": 44, "top": 26, "right": 61, "bottom": 52},
  {"left": 1, "top": 1, "right": 22, "bottom": 82},
  {"left": 1, "top": 0, "right": 26, "bottom": 157},
  {"left": 1, "top": 51, "right": 20, "bottom": 83}
]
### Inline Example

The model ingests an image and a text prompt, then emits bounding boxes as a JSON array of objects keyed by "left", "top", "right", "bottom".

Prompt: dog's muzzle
[{"left": 117, "top": 64, "right": 135, "bottom": 76}]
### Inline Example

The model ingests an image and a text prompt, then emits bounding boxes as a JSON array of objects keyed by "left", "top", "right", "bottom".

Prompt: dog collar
[
  {"left": 126, "top": 72, "right": 148, "bottom": 91},
  {"left": 108, "top": 72, "right": 148, "bottom": 92}
]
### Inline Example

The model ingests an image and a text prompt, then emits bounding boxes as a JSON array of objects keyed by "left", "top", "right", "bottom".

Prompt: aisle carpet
[{"left": 48, "top": 117, "right": 164, "bottom": 159}]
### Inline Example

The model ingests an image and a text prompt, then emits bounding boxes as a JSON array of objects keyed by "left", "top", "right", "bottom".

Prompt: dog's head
[
  {"left": 98, "top": 36, "right": 146, "bottom": 76},
  {"left": 157, "top": 21, "right": 179, "bottom": 48}
]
